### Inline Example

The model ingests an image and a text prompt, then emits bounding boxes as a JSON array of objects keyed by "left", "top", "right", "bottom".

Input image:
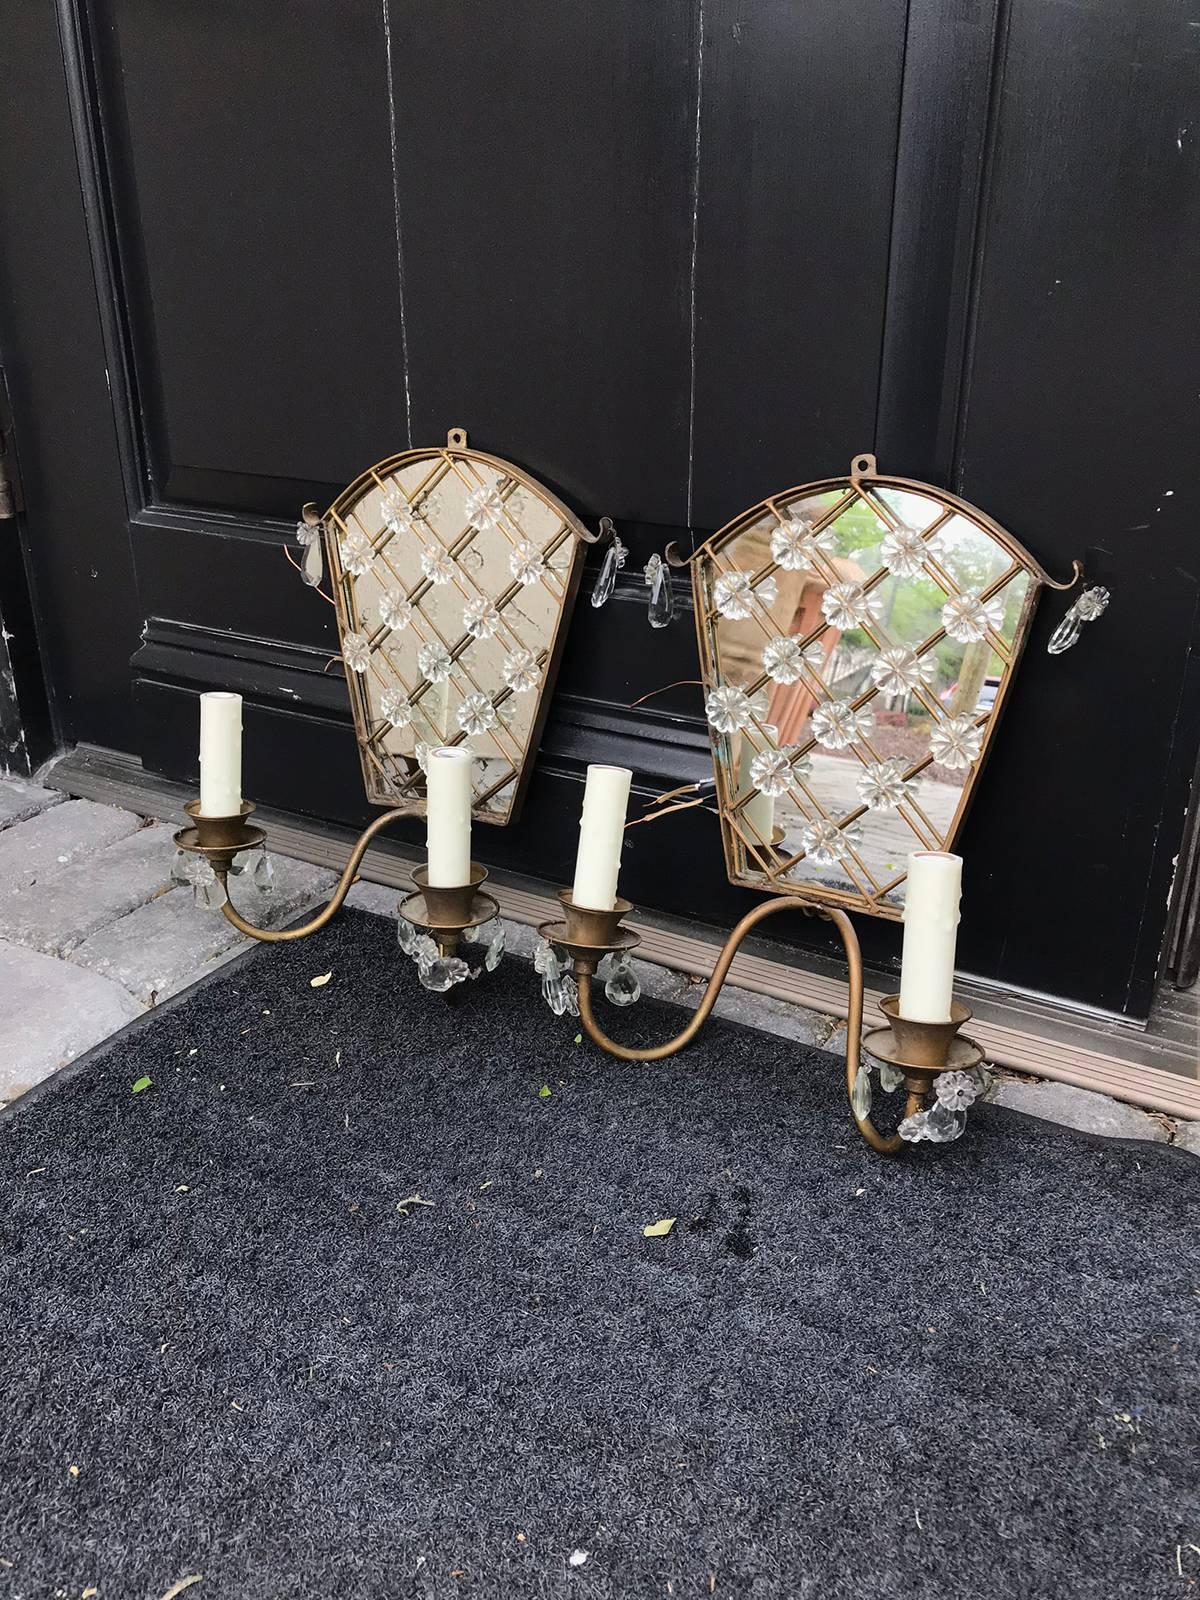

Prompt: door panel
[
  {"left": 95, "top": 0, "right": 406, "bottom": 507},
  {"left": 2, "top": 0, "right": 1196, "bottom": 1016}
]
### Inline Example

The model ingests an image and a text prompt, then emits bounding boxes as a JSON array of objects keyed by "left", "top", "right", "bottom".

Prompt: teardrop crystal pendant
[
  {"left": 187, "top": 858, "right": 228, "bottom": 912},
  {"left": 397, "top": 918, "right": 418, "bottom": 955},
  {"left": 644, "top": 553, "right": 675, "bottom": 629},
  {"left": 878, "top": 1061, "right": 905, "bottom": 1094},
  {"left": 302, "top": 538, "right": 324, "bottom": 588},
  {"left": 251, "top": 849, "right": 275, "bottom": 894},
  {"left": 170, "top": 847, "right": 190, "bottom": 885},
  {"left": 543, "top": 972, "right": 568, "bottom": 1014},
  {"left": 591, "top": 533, "right": 627, "bottom": 609},
  {"left": 1047, "top": 584, "right": 1110, "bottom": 655},
  {"left": 851, "top": 1063, "right": 872, "bottom": 1120}
]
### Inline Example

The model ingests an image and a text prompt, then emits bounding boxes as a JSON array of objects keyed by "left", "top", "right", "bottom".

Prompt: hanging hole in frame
[
  {"left": 851, "top": 452, "right": 877, "bottom": 479},
  {"left": 446, "top": 427, "right": 468, "bottom": 448}
]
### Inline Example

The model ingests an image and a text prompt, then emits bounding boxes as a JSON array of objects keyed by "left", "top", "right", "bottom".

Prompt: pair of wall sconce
[{"left": 175, "top": 431, "right": 1105, "bottom": 1155}]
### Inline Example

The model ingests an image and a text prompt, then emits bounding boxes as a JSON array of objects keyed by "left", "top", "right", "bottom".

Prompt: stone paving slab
[
  {"left": 1175, "top": 1121, "right": 1200, "bottom": 1157},
  {"left": 69, "top": 857, "right": 338, "bottom": 1005},
  {"left": 0, "top": 777, "right": 63, "bottom": 831},
  {"left": 986, "top": 1078, "right": 1169, "bottom": 1142},
  {"left": 0, "top": 940, "right": 144, "bottom": 1106},
  {"left": 0, "top": 822, "right": 177, "bottom": 956},
  {"left": 0, "top": 797, "right": 142, "bottom": 895}
]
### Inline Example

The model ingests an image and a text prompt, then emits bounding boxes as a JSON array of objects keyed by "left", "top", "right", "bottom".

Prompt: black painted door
[{"left": 1, "top": 1, "right": 1197, "bottom": 1019}]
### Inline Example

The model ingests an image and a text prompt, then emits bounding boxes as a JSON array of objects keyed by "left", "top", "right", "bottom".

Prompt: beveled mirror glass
[
  {"left": 692, "top": 453, "right": 1073, "bottom": 918},
  {"left": 323, "top": 429, "right": 596, "bottom": 824}
]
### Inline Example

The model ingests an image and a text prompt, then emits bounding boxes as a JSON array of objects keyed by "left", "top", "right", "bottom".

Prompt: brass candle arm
[
  {"left": 540, "top": 891, "right": 909, "bottom": 1156},
  {"left": 175, "top": 802, "right": 411, "bottom": 944}
]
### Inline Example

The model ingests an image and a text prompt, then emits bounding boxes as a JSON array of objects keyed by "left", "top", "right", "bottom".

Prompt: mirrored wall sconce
[{"left": 175, "top": 429, "right": 613, "bottom": 988}]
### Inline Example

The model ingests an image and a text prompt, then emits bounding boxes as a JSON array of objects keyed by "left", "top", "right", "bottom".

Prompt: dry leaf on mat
[
  {"left": 642, "top": 1218, "right": 676, "bottom": 1238},
  {"left": 309, "top": 973, "right": 332, "bottom": 988}
]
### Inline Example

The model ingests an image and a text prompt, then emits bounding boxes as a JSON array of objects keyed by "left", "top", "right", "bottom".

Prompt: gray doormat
[{"left": 1, "top": 909, "right": 1195, "bottom": 1599}]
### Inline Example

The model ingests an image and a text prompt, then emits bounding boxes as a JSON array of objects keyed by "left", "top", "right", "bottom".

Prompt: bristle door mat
[{"left": 0, "top": 908, "right": 1196, "bottom": 1599}]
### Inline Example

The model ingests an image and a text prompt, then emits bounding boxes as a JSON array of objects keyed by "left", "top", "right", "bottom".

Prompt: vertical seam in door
[
  {"left": 870, "top": 0, "right": 913, "bottom": 462},
  {"left": 949, "top": 0, "right": 1012, "bottom": 493},
  {"left": 684, "top": 0, "right": 706, "bottom": 544},
  {"left": 381, "top": 0, "right": 414, "bottom": 448}
]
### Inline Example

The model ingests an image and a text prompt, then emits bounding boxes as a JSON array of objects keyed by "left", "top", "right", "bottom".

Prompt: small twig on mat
[
  {"left": 396, "top": 1193, "right": 435, "bottom": 1216},
  {"left": 157, "top": 1576, "right": 203, "bottom": 1600}
]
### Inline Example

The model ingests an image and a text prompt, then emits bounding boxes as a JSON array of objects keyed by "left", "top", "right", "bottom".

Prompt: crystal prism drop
[
  {"left": 484, "top": 924, "right": 505, "bottom": 971},
  {"left": 193, "top": 869, "right": 228, "bottom": 912},
  {"left": 898, "top": 1109, "right": 929, "bottom": 1143},
  {"left": 302, "top": 536, "right": 324, "bottom": 588},
  {"left": 647, "top": 556, "right": 674, "bottom": 629},
  {"left": 397, "top": 918, "right": 418, "bottom": 955},
  {"left": 603, "top": 956, "right": 641, "bottom": 1007},
  {"left": 1047, "top": 585, "right": 1110, "bottom": 655},
  {"left": 227, "top": 851, "right": 249, "bottom": 877},
  {"left": 851, "top": 1063, "right": 873, "bottom": 1120},
  {"left": 170, "top": 848, "right": 190, "bottom": 885},
  {"left": 969, "top": 1061, "right": 993, "bottom": 1097},
  {"left": 543, "top": 973, "right": 568, "bottom": 1014},
  {"left": 924, "top": 1103, "right": 966, "bottom": 1143},
  {"left": 878, "top": 1060, "right": 905, "bottom": 1094},
  {"left": 561, "top": 974, "right": 580, "bottom": 1017},
  {"left": 591, "top": 540, "right": 620, "bottom": 609},
  {"left": 1046, "top": 605, "right": 1082, "bottom": 656},
  {"left": 252, "top": 849, "right": 275, "bottom": 894},
  {"left": 533, "top": 938, "right": 561, "bottom": 980}
]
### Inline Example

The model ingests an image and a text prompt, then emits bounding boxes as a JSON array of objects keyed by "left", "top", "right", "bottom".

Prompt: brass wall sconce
[{"left": 536, "top": 887, "right": 986, "bottom": 1156}]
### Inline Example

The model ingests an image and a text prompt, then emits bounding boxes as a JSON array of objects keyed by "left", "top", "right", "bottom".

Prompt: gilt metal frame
[{"left": 320, "top": 428, "right": 604, "bottom": 827}]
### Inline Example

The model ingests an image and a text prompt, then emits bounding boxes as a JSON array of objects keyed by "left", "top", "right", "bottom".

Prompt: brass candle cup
[
  {"left": 862, "top": 994, "right": 984, "bottom": 1096},
  {"left": 537, "top": 889, "right": 641, "bottom": 975},
  {"left": 173, "top": 800, "right": 266, "bottom": 872},
  {"left": 398, "top": 863, "right": 500, "bottom": 958}
]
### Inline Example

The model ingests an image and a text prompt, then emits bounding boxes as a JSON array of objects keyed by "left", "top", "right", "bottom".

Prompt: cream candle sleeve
[
  {"left": 898, "top": 851, "right": 963, "bottom": 1023},
  {"left": 198, "top": 692, "right": 243, "bottom": 818},
  {"left": 425, "top": 747, "right": 474, "bottom": 888},
  {"left": 571, "top": 765, "right": 632, "bottom": 911}
]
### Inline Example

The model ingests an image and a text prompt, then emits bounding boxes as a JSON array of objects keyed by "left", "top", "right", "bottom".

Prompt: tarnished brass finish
[
  {"left": 559, "top": 890, "right": 905, "bottom": 1156},
  {"left": 399, "top": 864, "right": 500, "bottom": 957},
  {"left": 537, "top": 890, "right": 641, "bottom": 973},
  {"left": 863, "top": 995, "right": 984, "bottom": 1100},
  {"left": 196, "top": 805, "right": 412, "bottom": 943},
  {"left": 873, "top": 995, "right": 976, "bottom": 1070},
  {"left": 173, "top": 801, "right": 266, "bottom": 868}
]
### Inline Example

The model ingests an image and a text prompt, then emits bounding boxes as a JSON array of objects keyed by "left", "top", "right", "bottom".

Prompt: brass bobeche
[
  {"left": 863, "top": 994, "right": 984, "bottom": 1103},
  {"left": 398, "top": 864, "right": 500, "bottom": 959}
]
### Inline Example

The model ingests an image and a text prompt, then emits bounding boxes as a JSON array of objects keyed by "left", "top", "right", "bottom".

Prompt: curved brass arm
[
  {"left": 220, "top": 807, "right": 410, "bottom": 943},
  {"left": 575, "top": 898, "right": 905, "bottom": 1155}
]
